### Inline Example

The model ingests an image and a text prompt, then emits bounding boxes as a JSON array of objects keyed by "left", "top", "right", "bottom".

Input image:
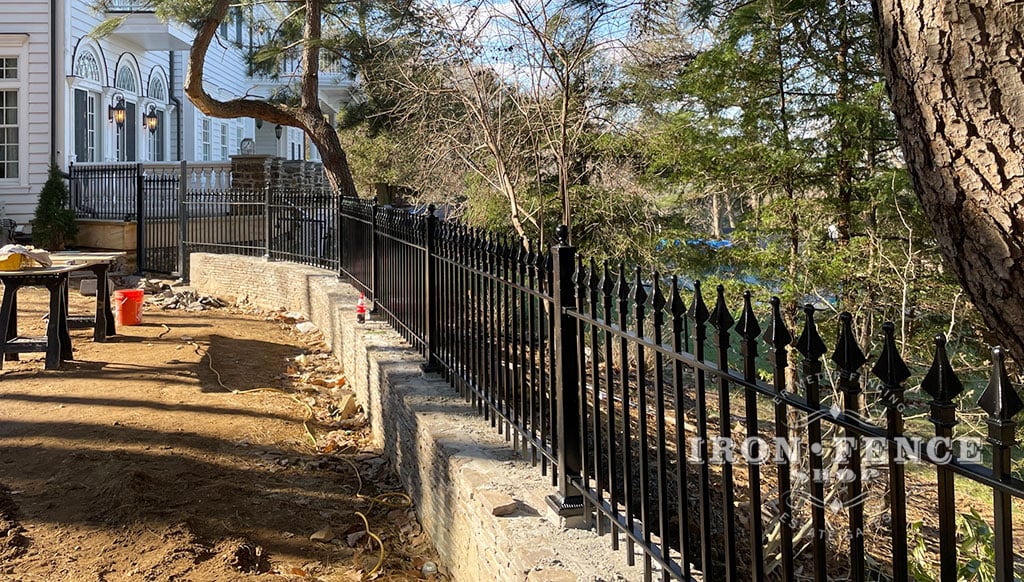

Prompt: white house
[{"left": 0, "top": 0, "right": 353, "bottom": 229}]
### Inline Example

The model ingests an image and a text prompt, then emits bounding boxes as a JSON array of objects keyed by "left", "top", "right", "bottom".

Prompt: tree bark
[
  {"left": 183, "top": 0, "right": 358, "bottom": 196},
  {"left": 872, "top": 0, "right": 1024, "bottom": 363}
]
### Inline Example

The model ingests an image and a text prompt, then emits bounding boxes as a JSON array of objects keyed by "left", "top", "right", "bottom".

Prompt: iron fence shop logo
[{"left": 685, "top": 404, "right": 983, "bottom": 513}]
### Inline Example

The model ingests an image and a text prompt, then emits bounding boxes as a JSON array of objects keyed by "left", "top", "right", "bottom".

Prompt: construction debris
[
  {"left": 295, "top": 321, "right": 318, "bottom": 334},
  {"left": 146, "top": 287, "right": 229, "bottom": 311},
  {"left": 139, "top": 278, "right": 173, "bottom": 294}
]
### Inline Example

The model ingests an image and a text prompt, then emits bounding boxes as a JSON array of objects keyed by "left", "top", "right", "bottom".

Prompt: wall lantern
[
  {"left": 108, "top": 94, "right": 126, "bottom": 128},
  {"left": 143, "top": 105, "right": 159, "bottom": 134},
  {"left": 275, "top": 124, "right": 283, "bottom": 140},
  {"left": 255, "top": 117, "right": 263, "bottom": 130}
]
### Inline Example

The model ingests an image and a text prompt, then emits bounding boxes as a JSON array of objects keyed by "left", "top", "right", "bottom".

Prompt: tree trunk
[
  {"left": 872, "top": 0, "right": 1024, "bottom": 363},
  {"left": 835, "top": 1, "right": 853, "bottom": 245},
  {"left": 184, "top": 0, "right": 358, "bottom": 197}
]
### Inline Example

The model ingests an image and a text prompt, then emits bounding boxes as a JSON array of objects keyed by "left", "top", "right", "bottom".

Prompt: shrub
[{"left": 32, "top": 163, "right": 78, "bottom": 250}]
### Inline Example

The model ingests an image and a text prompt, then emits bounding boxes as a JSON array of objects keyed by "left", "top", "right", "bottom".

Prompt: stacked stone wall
[{"left": 189, "top": 253, "right": 646, "bottom": 582}]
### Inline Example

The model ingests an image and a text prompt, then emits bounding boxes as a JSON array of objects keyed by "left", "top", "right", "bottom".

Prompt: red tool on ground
[{"left": 356, "top": 294, "right": 367, "bottom": 324}]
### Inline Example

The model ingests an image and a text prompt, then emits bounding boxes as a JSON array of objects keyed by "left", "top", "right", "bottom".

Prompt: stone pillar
[
  {"left": 230, "top": 155, "right": 277, "bottom": 192},
  {"left": 311, "top": 162, "right": 325, "bottom": 189},
  {"left": 281, "top": 160, "right": 307, "bottom": 190},
  {"left": 266, "top": 157, "right": 284, "bottom": 190}
]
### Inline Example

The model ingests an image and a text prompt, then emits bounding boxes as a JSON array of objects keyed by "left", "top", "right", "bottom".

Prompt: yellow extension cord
[{"left": 184, "top": 333, "right": 413, "bottom": 577}]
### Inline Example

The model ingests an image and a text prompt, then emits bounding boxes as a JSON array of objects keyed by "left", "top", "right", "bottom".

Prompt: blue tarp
[{"left": 655, "top": 238, "right": 733, "bottom": 252}]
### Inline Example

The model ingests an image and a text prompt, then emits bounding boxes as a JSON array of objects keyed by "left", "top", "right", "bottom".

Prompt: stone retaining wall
[{"left": 189, "top": 253, "right": 645, "bottom": 582}]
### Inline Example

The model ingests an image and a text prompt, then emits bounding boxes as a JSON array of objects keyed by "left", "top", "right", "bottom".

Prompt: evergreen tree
[{"left": 32, "top": 164, "right": 78, "bottom": 251}]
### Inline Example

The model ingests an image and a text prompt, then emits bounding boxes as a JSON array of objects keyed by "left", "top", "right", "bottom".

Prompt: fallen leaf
[
  {"left": 345, "top": 530, "right": 366, "bottom": 547},
  {"left": 310, "top": 527, "right": 335, "bottom": 542}
]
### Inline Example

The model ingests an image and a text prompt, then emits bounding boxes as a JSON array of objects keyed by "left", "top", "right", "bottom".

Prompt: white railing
[
  {"left": 103, "top": 0, "right": 156, "bottom": 12},
  {"left": 274, "top": 53, "right": 347, "bottom": 79},
  {"left": 137, "top": 162, "right": 233, "bottom": 191}
]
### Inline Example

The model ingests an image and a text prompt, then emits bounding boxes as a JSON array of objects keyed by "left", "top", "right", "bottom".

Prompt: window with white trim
[
  {"left": 201, "top": 118, "right": 211, "bottom": 161},
  {"left": 115, "top": 65, "right": 137, "bottom": 93},
  {"left": 73, "top": 48, "right": 103, "bottom": 163},
  {"left": 114, "top": 64, "right": 139, "bottom": 161},
  {"left": 72, "top": 89, "right": 98, "bottom": 162},
  {"left": 219, "top": 122, "right": 228, "bottom": 160},
  {"left": 147, "top": 73, "right": 167, "bottom": 162},
  {"left": 0, "top": 56, "right": 18, "bottom": 179}
]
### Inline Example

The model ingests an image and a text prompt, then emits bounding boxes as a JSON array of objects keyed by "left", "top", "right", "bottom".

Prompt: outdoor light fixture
[
  {"left": 275, "top": 124, "right": 283, "bottom": 140},
  {"left": 143, "top": 105, "right": 159, "bottom": 133},
  {"left": 255, "top": 117, "right": 263, "bottom": 130},
  {"left": 108, "top": 94, "right": 126, "bottom": 128}
]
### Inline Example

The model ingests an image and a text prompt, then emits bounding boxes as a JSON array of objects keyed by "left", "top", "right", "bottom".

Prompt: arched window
[
  {"left": 148, "top": 76, "right": 166, "bottom": 102},
  {"left": 74, "top": 50, "right": 101, "bottom": 83},
  {"left": 115, "top": 65, "right": 137, "bottom": 93}
]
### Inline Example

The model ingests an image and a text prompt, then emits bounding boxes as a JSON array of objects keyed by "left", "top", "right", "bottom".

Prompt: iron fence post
[
  {"left": 545, "top": 225, "right": 584, "bottom": 519},
  {"left": 177, "top": 159, "right": 188, "bottom": 282},
  {"left": 135, "top": 162, "right": 145, "bottom": 274},
  {"left": 422, "top": 205, "right": 439, "bottom": 371},
  {"left": 336, "top": 195, "right": 343, "bottom": 279},
  {"left": 795, "top": 304, "right": 828, "bottom": 582},
  {"left": 370, "top": 203, "right": 379, "bottom": 306},
  {"left": 263, "top": 186, "right": 272, "bottom": 260},
  {"left": 68, "top": 161, "right": 77, "bottom": 213},
  {"left": 832, "top": 312, "right": 867, "bottom": 582},
  {"left": 978, "top": 347, "right": 1023, "bottom": 582},
  {"left": 764, "top": 297, "right": 795, "bottom": 581}
]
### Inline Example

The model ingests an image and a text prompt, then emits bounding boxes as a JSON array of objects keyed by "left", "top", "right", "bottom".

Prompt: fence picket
[
  {"left": 921, "top": 334, "right": 964, "bottom": 582},
  {"left": 763, "top": 297, "right": 794, "bottom": 582},
  {"left": 795, "top": 304, "right": 828, "bottom": 582}
]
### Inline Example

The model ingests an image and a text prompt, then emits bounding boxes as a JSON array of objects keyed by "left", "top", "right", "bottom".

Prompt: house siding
[
  {"left": 0, "top": 2, "right": 334, "bottom": 233},
  {"left": 0, "top": 0, "right": 52, "bottom": 226}
]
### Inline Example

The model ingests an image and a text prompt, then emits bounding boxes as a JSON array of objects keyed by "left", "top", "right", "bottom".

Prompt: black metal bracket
[{"left": 545, "top": 493, "right": 585, "bottom": 518}]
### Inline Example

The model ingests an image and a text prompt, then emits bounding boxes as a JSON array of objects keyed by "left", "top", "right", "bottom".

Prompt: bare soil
[{"left": 0, "top": 286, "right": 444, "bottom": 581}]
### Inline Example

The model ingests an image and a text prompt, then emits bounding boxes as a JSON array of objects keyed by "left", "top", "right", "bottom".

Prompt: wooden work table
[
  {"left": 0, "top": 251, "right": 123, "bottom": 370},
  {"left": 49, "top": 251, "right": 122, "bottom": 342}
]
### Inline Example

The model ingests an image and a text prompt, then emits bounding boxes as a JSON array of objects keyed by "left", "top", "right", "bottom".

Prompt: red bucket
[{"left": 114, "top": 289, "right": 144, "bottom": 326}]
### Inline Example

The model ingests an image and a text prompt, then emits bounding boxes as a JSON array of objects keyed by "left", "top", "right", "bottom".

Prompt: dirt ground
[{"left": 0, "top": 284, "right": 445, "bottom": 581}]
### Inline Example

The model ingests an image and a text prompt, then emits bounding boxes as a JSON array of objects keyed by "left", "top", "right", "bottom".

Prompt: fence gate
[{"left": 137, "top": 174, "right": 181, "bottom": 275}]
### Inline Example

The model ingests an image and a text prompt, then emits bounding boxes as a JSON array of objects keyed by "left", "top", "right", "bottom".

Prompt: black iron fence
[
  {"left": 337, "top": 204, "right": 1024, "bottom": 582},
  {"left": 268, "top": 188, "right": 339, "bottom": 270},
  {"left": 65, "top": 161, "right": 339, "bottom": 276},
  {"left": 180, "top": 188, "right": 338, "bottom": 278},
  {"left": 61, "top": 163, "right": 1024, "bottom": 579},
  {"left": 69, "top": 163, "right": 141, "bottom": 221},
  {"left": 68, "top": 161, "right": 232, "bottom": 222},
  {"left": 138, "top": 174, "right": 180, "bottom": 275}
]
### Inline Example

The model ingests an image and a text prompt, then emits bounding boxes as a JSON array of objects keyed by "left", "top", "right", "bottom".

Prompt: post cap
[{"left": 555, "top": 224, "right": 570, "bottom": 245}]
